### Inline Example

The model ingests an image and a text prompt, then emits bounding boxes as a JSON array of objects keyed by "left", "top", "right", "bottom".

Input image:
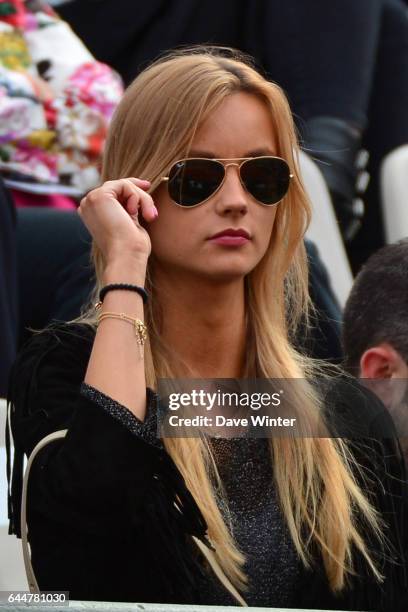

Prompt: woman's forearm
[{"left": 84, "top": 257, "right": 148, "bottom": 420}]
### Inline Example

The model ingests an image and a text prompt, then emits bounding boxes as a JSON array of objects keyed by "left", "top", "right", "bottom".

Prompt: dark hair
[{"left": 342, "top": 239, "right": 408, "bottom": 373}]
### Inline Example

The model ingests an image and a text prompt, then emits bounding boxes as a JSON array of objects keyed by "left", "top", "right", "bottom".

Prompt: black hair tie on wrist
[{"left": 99, "top": 283, "right": 149, "bottom": 304}]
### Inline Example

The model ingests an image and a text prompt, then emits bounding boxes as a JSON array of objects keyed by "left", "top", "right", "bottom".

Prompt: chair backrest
[
  {"left": 300, "top": 151, "right": 353, "bottom": 308},
  {"left": 380, "top": 144, "right": 408, "bottom": 244}
]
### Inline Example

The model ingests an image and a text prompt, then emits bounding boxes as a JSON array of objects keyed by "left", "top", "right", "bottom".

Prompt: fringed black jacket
[{"left": 6, "top": 323, "right": 408, "bottom": 610}]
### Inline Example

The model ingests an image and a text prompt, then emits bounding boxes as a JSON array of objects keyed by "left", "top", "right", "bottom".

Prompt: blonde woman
[{"left": 7, "top": 47, "right": 407, "bottom": 610}]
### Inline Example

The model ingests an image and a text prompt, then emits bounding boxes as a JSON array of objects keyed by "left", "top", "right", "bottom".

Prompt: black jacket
[{"left": 6, "top": 323, "right": 408, "bottom": 610}]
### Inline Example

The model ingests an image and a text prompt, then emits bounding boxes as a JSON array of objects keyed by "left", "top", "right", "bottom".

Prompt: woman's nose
[{"left": 215, "top": 164, "right": 248, "bottom": 215}]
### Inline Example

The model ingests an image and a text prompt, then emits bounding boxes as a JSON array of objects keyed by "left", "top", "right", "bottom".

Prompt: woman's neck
[{"left": 154, "top": 270, "right": 247, "bottom": 379}]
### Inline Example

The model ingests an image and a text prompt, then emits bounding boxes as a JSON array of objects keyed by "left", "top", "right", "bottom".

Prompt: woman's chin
[
  {"left": 198, "top": 264, "right": 254, "bottom": 283},
  {"left": 152, "top": 256, "right": 255, "bottom": 281}
]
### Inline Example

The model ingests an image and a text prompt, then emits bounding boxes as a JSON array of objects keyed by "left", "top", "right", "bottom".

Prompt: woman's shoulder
[
  {"left": 14, "top": 320, "right": 96, "bottom": 357},
  {"left": 7, "top": 321, "right": 97, "bottom": 446},
  {"left": 8, "top": 321, "right": 96, "bottom": 397},
  {"left": 19, "top": 320, "right": 96, "bottom": 356}
]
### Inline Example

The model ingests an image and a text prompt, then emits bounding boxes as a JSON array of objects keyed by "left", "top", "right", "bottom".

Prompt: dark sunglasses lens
[
  {"left": 168, "top": 159, "right": 224, "bottom": 206},
  {"left": 241, "top": 157, "right": 290, "bottom": 205}
]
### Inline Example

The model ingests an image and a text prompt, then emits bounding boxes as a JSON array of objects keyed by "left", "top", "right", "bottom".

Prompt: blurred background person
[{"left": 0, "top": 0, "right": 123, "bottom": 209}]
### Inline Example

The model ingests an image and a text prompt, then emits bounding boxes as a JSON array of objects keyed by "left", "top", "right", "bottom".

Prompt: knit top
[{"left": 81, "top": 383, "right": 300, "bottom": 607}]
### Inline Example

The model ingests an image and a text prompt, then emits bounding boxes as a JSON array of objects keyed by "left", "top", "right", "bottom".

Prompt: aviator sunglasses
[{"left": 160, "top": 156, "right": 293, "bottom": 208}]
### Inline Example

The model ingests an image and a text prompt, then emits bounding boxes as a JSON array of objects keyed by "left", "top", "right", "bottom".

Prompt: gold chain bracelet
[{"left": 97, "top": 311, "right": 147, "bottom": 358}]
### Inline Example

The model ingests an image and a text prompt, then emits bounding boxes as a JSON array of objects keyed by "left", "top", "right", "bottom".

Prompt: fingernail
[{"left": 153, "top": 208, "right": 159, "bottom": 218}]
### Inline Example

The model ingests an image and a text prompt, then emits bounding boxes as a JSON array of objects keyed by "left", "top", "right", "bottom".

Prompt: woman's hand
[{"left": 78, "top": 178, "right": 157, "bottom": 266}]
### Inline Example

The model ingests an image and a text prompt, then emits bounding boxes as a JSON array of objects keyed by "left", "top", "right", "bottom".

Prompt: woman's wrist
[{"left": 103, "top": 256, "right": 148, "bottom": 286}]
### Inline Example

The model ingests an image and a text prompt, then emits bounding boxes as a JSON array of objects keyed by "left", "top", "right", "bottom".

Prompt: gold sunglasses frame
[{"left": 160, "top": 156, "right": 294, "bottom": 208}]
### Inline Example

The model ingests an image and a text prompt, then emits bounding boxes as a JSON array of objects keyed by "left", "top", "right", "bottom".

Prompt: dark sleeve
[
  {"left": 80, "top": 381, "right": 163, "bottom": 449},
  {"left": 6, "top": 323, "right": 210, "bottom": 601},
  {"left": 7, "top": 322, "right": 164, "bottom": 538}
]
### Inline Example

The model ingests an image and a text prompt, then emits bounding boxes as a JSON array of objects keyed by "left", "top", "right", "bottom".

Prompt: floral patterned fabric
[{"left": 0, "top": 0, "right": 123, "bottom": 197}]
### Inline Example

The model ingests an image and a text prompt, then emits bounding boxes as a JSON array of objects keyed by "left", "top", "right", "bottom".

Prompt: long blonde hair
[{"left": 76, "top": 47, "right": 383, "bottom": 592}]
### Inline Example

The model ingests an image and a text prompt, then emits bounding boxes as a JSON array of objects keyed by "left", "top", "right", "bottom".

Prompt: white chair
[
  {"left": 300, "top": 151, "right": 353, "bottom": 308},
  {"left": 0, "top": 399, "right": 28, "bottom": 590},
  {"left": 380, "top": 144, "right": 408, "bottom": 244}
]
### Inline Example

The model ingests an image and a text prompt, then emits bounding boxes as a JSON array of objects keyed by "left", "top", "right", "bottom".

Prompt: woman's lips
[
  {"left": 208, "top": 228, "right": 251, "bottom": 246},
  {"left": 208, "top": 235, "right": 250, "bottom": 246}
]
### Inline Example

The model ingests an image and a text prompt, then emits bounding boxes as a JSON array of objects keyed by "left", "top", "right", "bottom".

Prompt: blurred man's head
[
  {"left": 343, "top": 239, "right": 408, "bottom": 380},
  {"left": 343, "top": 240, "right": 408, "bottom": 450}
]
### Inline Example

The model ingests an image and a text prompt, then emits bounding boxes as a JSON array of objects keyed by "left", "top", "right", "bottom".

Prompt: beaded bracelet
[{"left": 98, "top": 283, "right": 148, "bottom": 305}]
